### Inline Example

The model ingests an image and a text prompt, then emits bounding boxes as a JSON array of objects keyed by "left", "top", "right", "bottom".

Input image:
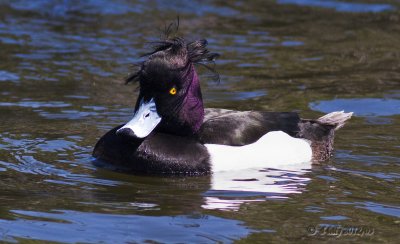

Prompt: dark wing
[{"left": 198, "top": 108, "right": 301, "bottom": 146}]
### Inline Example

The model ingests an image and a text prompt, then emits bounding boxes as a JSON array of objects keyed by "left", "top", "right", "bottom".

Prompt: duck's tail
[
  {"left": 317, "top": 111, "right": 353, "bottom": 130},
  {"left": 298, "top": 111, "right": 353, "bottom": 162}
]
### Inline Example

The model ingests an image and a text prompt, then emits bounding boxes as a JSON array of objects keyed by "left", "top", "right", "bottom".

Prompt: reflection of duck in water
[
  {"left": 93, "top": 164, "right": 313, "bottom": 211},
  {"left": 203, "top": 164, "right": 312, "bottom": 210},
  {"left": 93, "top": 36, "right": 352, "bottom": 175}
]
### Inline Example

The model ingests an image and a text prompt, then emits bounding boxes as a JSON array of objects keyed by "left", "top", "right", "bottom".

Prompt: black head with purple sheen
[{"left": 124, "top": 37, "right": 219, "bottom": 138}]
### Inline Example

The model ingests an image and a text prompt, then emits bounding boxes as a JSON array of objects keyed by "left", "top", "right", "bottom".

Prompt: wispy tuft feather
[
  {"left": 163, "top": 16, "right": 180, "bottom": 39},
  {"left": 187, "top": 39, "right": 220, "bottom": 82},
  {"left": 125, "top": 19, "right": 220, "bottom": 84}
]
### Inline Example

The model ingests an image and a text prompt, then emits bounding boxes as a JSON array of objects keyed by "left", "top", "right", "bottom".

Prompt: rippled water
[{"left": 1, "top": 0, "right": 399, "bottom": 243}]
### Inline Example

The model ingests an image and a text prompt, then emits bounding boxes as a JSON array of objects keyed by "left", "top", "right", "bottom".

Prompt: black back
[{"left": 198, "top": 108, "right": 301, "bottom": 146}]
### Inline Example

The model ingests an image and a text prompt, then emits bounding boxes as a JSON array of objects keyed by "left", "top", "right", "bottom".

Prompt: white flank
[{"left": 205, "top": 131, "right": 312, "bottom": 172}]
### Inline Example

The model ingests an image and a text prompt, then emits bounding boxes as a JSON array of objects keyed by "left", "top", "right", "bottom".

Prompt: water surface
[{"left": 0, "top": 0, "right": 399, "bottom": 243}]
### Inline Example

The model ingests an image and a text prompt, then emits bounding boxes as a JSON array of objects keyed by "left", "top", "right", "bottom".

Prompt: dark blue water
[{"left": 0, "top": 0, "right": 399, "bottom": 243}]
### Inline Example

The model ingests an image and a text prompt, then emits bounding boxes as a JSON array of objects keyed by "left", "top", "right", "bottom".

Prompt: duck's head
[{"left": 117, "top": 37, "right": 219, "bottom": 139}]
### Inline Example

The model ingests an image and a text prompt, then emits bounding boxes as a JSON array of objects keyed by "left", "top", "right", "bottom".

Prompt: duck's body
[
  {"left": 94, "top": 108, "right": 351, "bottom": 175},
  {"left": 93, "top": 37, "right": 352, "bottom": 175}
]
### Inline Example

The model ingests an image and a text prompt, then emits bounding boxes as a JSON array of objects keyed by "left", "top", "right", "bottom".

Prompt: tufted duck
[{"left": 93, "top": 37, "right": 352, "bottom": 175}]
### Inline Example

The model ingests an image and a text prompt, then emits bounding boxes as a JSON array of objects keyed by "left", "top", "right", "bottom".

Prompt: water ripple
[
  {"left": 0, "top": 133, "right": 121, "bottom": 187},
  {"left": 278, "top": 0, "right": 395, "bottom": 13},
  {"left": 0, "top": 70, "right": 20, "bottom": 82},
  {"left": 0, "top": 100, "right": 70, "bottom": 108},
  {"left": 329, "top": 199, "right": 400, "bottom": 218},
  {"left": 356, "top": 201, "right": 400, "bottom": 218},
  {"left": 0, "top": 210, "right": 263, "bottom": 243},
  {"left": 310, "top": 98, "right": 400, "bottom": 117}
]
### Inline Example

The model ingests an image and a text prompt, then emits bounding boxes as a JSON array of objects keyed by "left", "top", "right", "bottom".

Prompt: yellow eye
[{"left": 169, "top": 87, "right": 177, "bottom": 95}]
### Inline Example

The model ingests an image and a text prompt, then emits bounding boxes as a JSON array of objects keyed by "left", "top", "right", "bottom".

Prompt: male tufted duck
[{"left": 93, "top": 37, "right": 352, "bottom": 175}]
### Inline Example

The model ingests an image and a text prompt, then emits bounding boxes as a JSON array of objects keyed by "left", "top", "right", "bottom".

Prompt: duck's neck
[
  {"left": 182, "top": 64, "right": 204, "bottom": 133},
  {"left": 158, "top": 64, "right": 204, "bottom": 137}
]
